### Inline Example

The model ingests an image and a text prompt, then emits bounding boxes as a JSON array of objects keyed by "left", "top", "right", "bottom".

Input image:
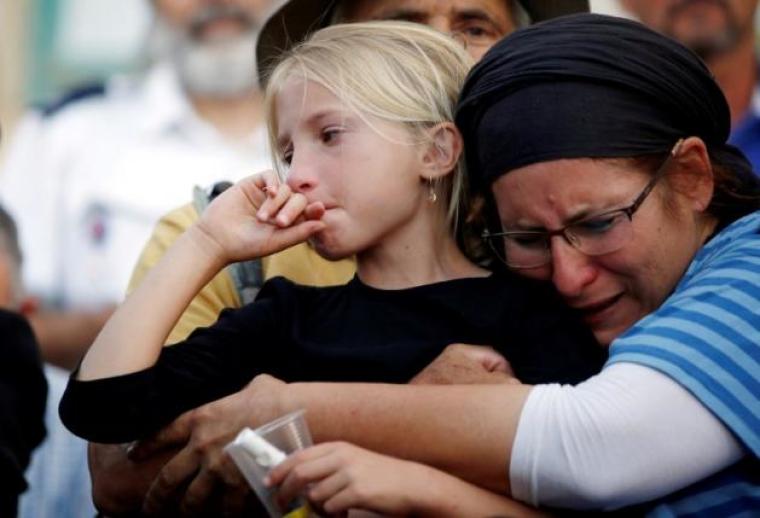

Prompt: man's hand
[
  {"left": 410, "top": 344, "right": 520, "bottom": 385},
  {"left": 129, "top": 374, "right": 289, "bottom": 516},
  {"left": 88, "top": 442, "right": 179, "bottom": 516}
]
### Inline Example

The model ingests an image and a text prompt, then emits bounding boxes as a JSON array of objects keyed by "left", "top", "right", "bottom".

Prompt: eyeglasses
[{"left": 483, "top": 139, "right": 684, "bottom": 269}]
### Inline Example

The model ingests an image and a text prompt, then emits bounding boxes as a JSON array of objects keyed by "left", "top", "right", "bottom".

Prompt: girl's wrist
[
  {"left": 399, "top": 460, "right": 448, "bottom": 516},
  {"left": 185, "top": 223, "right": 230, "bottom": 270}
]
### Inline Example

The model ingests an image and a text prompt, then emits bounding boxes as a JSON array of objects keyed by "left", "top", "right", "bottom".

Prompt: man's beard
[
  {"left": 148, "top": 6, "right": 260, "bottom": 98},
  {"left": 663, "top": 0, "right": 742, "bottom": 60}
]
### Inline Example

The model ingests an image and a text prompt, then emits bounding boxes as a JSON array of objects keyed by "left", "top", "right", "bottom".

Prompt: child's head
[{"left": 264, "top": 21, "right": 473, "bottom": 233}]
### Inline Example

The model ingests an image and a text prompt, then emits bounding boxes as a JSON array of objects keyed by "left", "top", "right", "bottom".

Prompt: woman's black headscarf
[{"left": 456, "top": 13, "right": 754, "bottom": 189}]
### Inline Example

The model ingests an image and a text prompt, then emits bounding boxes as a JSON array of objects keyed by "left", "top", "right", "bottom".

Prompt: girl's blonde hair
[{"left": 263, "top": 21, "right": 474, "bottom": 232}]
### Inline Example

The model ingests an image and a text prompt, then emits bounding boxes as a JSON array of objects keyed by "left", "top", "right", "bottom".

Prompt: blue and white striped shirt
[{"left": 608, "top": 210, "right": 760, "bottom": 517}]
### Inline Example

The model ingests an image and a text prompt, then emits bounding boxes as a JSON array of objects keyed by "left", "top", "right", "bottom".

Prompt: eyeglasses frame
[{"left": 482, "top": 139, "right": 685, "bottom": 268}]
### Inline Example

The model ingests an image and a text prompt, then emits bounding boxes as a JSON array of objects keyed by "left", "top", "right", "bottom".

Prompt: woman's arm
[
  {"left": 77, "top": 173, "right": 325, "bottom": 381},
  {"left": 510, "top": 363, "right": 744, "bottom": 509},
  {"left": 271, "top": 378, "right": 535, "bottom": 493}
]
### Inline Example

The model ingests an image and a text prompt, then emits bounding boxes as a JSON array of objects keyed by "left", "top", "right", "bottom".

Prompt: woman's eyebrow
[{"left": 504, "top": 208, "right": 599, "bottom": 232}]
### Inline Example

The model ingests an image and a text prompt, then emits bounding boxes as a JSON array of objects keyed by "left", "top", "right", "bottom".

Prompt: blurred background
[
  {"left": 0, "top": 0, "right": 631, "bottom": 157},
  {"left": 0, "top": 0, "right": 153, "bottom": 148}
]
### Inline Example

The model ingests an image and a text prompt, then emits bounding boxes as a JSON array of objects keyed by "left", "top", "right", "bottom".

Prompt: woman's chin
[{"left": 592, "top": 318, "right": 635, "bottom": 347}]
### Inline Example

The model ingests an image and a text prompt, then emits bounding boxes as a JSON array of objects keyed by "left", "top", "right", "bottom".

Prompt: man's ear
[
  {"left": 669, "top": 136, "right": 714, "bottom": 212},
  {"left": 420, "top": 122, "right": 463, "bottom": 180}
]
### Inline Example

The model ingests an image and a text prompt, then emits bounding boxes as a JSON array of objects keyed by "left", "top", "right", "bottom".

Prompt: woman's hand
[
  {"left": 195, "top": 171, "right": 326, "bottom": 263},
  {"left": 268, "top": 441, "right": 424, "bottom": 517}
]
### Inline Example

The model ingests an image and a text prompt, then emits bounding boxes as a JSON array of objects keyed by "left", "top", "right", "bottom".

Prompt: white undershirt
[{"left": 510, "top": 363, "right": 744, "bottom": 510}]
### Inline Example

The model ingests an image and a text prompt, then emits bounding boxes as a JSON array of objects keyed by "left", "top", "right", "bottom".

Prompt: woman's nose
[{"left": 549, "top": 237, "right": 598, "bottom": 299}]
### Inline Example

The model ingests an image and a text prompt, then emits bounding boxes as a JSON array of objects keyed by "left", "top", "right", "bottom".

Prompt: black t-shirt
[
  {"left": 0, "top": 309, "right": 47, "bottom": 517},
  {"left": 61, "top": 271, "right": 605, "bottom": 443}
]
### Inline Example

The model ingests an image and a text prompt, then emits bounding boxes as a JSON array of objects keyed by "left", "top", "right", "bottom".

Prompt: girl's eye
[
  {"left": 321, "top": 127, "right": 343, "bottom": 144},
  {"left": 281, "top": 148, "right": 293, "bottom": 166}
]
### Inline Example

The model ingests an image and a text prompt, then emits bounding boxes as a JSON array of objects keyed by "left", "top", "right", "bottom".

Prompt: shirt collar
[{"left": 111, "top": 62, "right": 215, "bottom": 137}]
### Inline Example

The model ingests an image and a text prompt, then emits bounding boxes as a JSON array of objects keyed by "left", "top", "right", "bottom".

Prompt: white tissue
[{"left": 233, "top": 428, "right": 287, "bottom": 467}]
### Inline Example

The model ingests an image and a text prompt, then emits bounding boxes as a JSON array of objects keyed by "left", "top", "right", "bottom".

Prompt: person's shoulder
[
  {"left": 0, "top": 309, "right": 34, "bottom": 338},
  {"left": 39, "top": 82, "right": 107, "bottom": 119},
  {"left": 155, "top": 203, "right": 199, "bottom": 233},
  {"left": 0, "top": 310, "right": 42, "bottom": 369},
  {"left": 35, "top": 72, "right": 152, "bottom": 136},
  {"left": 689, "top": 211, "right": 760, "bottom": 277}
]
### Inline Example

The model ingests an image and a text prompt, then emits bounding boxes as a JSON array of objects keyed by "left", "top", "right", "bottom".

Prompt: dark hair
[
  {"left": 628, "top": 145, "right": 760, "bottom": 229},
  {"left": 706, "top": 147, "right": 760, "bottom": 227}
]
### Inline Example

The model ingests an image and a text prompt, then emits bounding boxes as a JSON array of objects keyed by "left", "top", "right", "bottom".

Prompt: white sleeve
[
  {"left": 509, "top": 363, "right": 744, "bottom": 510},
  {"left": 0, "top": 112, "right": 66, "bottom": 301}
]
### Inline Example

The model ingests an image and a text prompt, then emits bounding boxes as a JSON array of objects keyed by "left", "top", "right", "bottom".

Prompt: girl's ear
[
  {"left": 420, "top": 122, "right": 463, "bottom": 180},
  {"left": 668, "top": 136, "right": 714, "bottom": 213}
]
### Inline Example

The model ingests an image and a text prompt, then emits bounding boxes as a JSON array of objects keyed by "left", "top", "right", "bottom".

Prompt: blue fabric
[
  {"left": 19, "top": 366, "right": 95, "bottom": 518},
  {"left": 608, "top": 211, "right": 760, "bottom": 516},
  {"left": 730, "top": 103, "right": 760, "bottom": 176}
]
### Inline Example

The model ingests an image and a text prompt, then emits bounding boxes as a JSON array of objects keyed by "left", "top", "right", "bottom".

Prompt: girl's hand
[
  {"left": 194, "top": 171, "right": 326, "bottom": 263},
  {"left": 267, "top": 442, "right": 422, "bottom": 517}
]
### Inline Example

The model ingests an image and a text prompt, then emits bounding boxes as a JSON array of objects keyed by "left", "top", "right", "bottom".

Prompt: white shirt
[
  {"left": 0, "top": 64, "right": 271, "bottom": 308},
  {"left": 510, "top": 363, "right": 743, "bottom": 510}
]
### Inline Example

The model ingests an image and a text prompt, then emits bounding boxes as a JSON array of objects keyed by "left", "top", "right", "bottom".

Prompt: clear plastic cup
[{"left": 225, "top": 410, "right": 313, "bottom": 518}]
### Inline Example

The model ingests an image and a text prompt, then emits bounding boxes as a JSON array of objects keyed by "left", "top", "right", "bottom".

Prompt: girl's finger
[
  {"left": 252, "top": 170, "right": 281, "bottom": 193},
  {"left": 267, "top": 220, "right": 326, "bottom": 252},
  {"left": 321, "top": 482, "right": 360, "bottom": 515},
  {"left": 276, "top": 451, "right": 342, "bottom": 505},
  {"left": 303, "top": 202, "right": 326, "bottom": 221},
  {"left": 241, "top": 171, "right": 279, "bottom": 209},
  {"left": 273, "top": 448, "right": 344, "bottom": 507},
  {"left": 257, "top": 183, "right": 292, "bottom": 222},
  {"left": 267, "top": 443, "right": 335, "bottom": 486},
  {"left": 274, "top": 193, "right": 308, "bottom": 227},
  {"left": 307, "top": 470, "right": 350, "bottom": 504}
]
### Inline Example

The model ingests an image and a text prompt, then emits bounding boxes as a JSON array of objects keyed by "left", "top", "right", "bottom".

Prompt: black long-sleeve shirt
[{"left": 61, "top": 272, "right": 605, "bottom": 443}]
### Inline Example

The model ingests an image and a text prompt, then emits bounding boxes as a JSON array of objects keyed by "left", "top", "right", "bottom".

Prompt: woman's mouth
[{"left": 576, "top": 293, "right": 624, "bottom": 326}]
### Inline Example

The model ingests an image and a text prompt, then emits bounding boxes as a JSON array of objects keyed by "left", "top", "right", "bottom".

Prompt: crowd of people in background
[{"left": 0, "top": 0, "right": 758, "bottom": 517}]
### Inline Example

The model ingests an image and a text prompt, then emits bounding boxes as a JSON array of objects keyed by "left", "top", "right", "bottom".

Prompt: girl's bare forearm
[{"left": 77, "top": 225, "right": 227, "bottom": 380}]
